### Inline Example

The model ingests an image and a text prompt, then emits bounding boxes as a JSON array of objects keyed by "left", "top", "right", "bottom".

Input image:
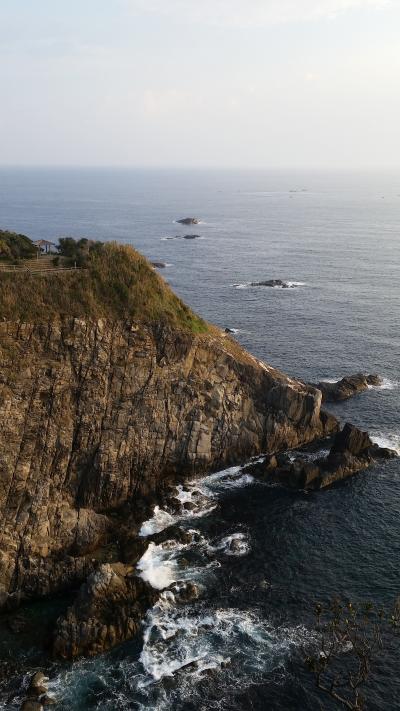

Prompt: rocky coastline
[{"left": 0, "top": 241, "right": 397, "bottom": 709}]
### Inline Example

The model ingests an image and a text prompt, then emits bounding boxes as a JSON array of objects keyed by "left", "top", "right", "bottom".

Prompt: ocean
[{"left": 0, "top": 167, "right": 399, "bottom": 709}]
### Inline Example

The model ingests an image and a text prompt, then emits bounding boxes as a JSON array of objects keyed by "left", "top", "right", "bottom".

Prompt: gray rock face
[
  {"left": 0, "top": 318, "right": 335, "bottom": 611},
  {"left": 312, "top": 373, "right": 383, "bottom": 402}
]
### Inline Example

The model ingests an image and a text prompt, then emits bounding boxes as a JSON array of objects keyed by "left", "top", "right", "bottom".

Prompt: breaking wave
[{"left": 370, "top": 431, "right": 400, "bottom": 455}]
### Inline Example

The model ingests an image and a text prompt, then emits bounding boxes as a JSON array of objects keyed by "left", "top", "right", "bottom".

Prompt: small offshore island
[{"left": 0, "top": 230, "right": 397, "bottom": 708}]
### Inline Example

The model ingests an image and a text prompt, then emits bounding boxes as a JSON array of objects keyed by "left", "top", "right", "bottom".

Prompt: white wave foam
[
  {"left": 368, "top": 377, "right": 399, "bottom": 391},
  {"left": 200, "top": 465, "right": 255, "bottom": 493},
  {"left": 139, "top": 506, "right": 175, "bottom": 537},
  {"left": 139, "top": 598, "right": 314, "bottom": 688},
  {"left": 137, "top": 541, "right": 184, "bottom": 590},
  {"left": 210, "top": 532, "right": 251, "bottom": 557},
  {"left": 371, "top": 431, "right": 400, "bottom": 455},
  {"left": 140, "top": 464, "right": 256, "bottom": 539}
]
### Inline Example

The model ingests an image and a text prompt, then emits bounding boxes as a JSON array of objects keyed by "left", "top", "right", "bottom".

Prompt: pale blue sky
[{"left": 1, "top": 0, "right": 399, "bottom": 168}]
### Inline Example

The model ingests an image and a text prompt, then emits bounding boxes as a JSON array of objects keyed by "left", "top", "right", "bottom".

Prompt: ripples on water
[{"left": 0, "top": 169, "right": 400, "bottom": 709}]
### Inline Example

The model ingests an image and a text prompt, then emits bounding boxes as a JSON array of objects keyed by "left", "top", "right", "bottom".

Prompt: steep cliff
[{"left": 0, "top": 242, "right": 335, "bottom": 615}]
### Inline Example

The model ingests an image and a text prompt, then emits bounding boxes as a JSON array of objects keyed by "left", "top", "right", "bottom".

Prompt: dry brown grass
[{"left": 0, "top": 242, "right": 208, "bottom": 333}]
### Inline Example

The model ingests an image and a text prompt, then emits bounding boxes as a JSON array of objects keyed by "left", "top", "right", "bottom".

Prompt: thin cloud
[{"left": 124, "top": 0, "right": 391, "bottom": 27}]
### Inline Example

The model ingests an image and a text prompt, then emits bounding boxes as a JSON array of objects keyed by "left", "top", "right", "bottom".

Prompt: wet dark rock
[
  {"left": 276, "top": 452, "right": 292, "bottom": 467},
  {"left": 149, "top": 525, "right": 194, "bottom": 546},
  {"left": 171, "top": 581, "right": 200, "bottom": 602},
  {"left": 182, "top": 501, "right": 195, "bottom": 511},
  {"left": 312, "top": 373, "right": 383, "bottom": 402},
  {"left": 229, "top": 538, "right": 244, "bottom": 554},
  {"left": 183, "top": 234, "right": 200, "bottom": 240},
  {"left": 224, "top": 328, "right": 236, "bottom": 334},
  {"left": 150, "top": 261, "right": 167, "bottom": 269},
  {"left": 249, "top": 279, "right": 293, "bottom": 288},
  {"left": 177, "top": 217, "right": 200, "bottom": 225},
  {"left": 242, "top": 454, "right": 278, "bottom": 478}
]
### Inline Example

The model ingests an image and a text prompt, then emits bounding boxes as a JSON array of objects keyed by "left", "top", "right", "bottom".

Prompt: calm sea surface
[{"left": 0, "top": 168, "right": 399, "bottom": 710}]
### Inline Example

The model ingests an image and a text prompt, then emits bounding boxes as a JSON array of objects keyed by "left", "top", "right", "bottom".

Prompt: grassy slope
[
  {"left": 0, "top": 243, "right": 208, "bottom": 333},
  {"left": 0, "top": 230, "right": 37, "bottom": 261}
]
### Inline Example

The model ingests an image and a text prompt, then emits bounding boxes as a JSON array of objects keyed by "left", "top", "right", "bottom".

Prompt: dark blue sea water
[{"left": 0, "top": 168, "right": 399, "bottom": 710}]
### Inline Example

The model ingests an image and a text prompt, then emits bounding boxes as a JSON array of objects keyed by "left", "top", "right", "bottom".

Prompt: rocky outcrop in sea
[{"left": 311, "top": 373, "right": 382, "bottom": 402}]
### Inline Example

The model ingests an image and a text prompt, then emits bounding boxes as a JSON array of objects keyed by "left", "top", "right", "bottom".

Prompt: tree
[{"left": 305, "top": 598, "right": 400, "bottom": 710}]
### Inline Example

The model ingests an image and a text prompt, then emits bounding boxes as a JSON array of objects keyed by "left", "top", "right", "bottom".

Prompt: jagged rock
[
  {"left": 264, "top": 423, "right": 398, "bottom": 490},
  {"left": 150, "top": 261, "right": 167, "bottom": 269},
  {"left": 53, "top": 563, "right": 157, "bottom": 659},
  {"left": 330, "top": 422, "right": 373, "bottom": 456},
  {"left": 0, "top": 319, "right": 335, "bottom": 608},
  {"left": 177, "top": 217, "right": 199, "bottom": 225},
  {"left": 170, "top": 581, "right": 200, "bottom": 602},
  {"left": 148, "top": 525, "right": 194, "bottom": 546},
  {"left": 312, "top": 373, "right": 383, "bottom": 402},
  {"left": 242, "top": 454, "right": 278, "bottom": 478}
]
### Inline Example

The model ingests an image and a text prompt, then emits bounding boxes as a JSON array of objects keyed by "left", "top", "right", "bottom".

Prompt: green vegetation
[
  {"left": 0, "top": 237, "right": 208, "bottom": 333},
  {"left": 0, "top": 230, "right": 37, "bottom": 261},
  {"left": 58, "top": 237, "right": 104, "bottom": 266}
]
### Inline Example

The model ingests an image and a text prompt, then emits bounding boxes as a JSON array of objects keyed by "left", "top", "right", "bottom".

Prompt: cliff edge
[{"left": 0, "top": 241, "right": 335, "bottom": 616}]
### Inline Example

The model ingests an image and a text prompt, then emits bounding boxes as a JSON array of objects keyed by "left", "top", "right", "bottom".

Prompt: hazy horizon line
[{"left": 1, "top": 164, "right": 400, "bottom": 173}]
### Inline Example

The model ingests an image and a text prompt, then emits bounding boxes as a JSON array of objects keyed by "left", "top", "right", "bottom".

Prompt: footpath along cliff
[{"left": 0, "top": 238, "right": 338, "bottom": 659}]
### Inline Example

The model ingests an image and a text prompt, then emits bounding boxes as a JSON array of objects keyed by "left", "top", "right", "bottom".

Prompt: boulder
[
  {"left": 312, "top": 373, "right": 383, "bottom": 402},
  {"left": 53, "top": 564, "right": 157, "bottom": 659},
  {"left": 150, "top": 261, "right": 167, "bottom": 269},
  {"left": 183, "top": 234, "right": 200, "bottom": 240}
]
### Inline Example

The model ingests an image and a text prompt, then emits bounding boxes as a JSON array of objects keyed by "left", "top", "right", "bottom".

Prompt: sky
[{"left": 0, "top": 0, "right": 399, "bottom": 169}]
